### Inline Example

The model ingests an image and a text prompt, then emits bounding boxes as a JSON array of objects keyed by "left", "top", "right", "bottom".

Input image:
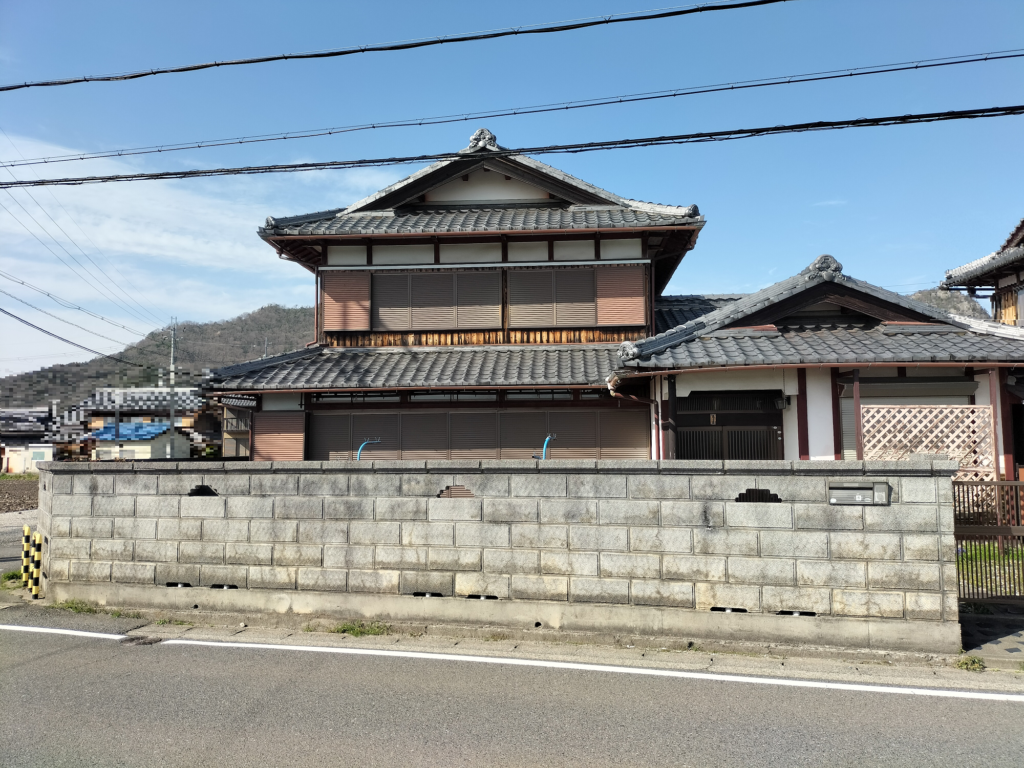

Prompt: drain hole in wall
[
  {"left": 710, "top": 606, "right": 748, "bottom": 613},
  {"left": 192, "top": 605, "right": 199, "bottom": 609},
  {"left": 188, "top": 484, "right": 219, "bottom": 497},
  {"left": 166, "top": 582, "right": 192, "bottom": 588},
  {"left": 776, "top": 610, "right": 817, "bottom": 617},
  {"left": 413, "top": 592, "right": 443, "bottom": 598},
  {"left": 735, "top": 488, "right": 781, "bottom": 503},
  {"left": 466, "top": 594, "right": 497, "bottom": 600},
  {"left": 534, "top": 622, "right": 542, "bottom": 628},
  {"left": 211, "top": 584, "right": 238, "bottom": 590}
]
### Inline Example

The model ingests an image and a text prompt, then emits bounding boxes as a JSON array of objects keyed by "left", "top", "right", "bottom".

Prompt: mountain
[
  {"left": 0, "top": 305, "right": 314, "bottom": 408},
  {"left": 909, "top": 288, "right": 991, "bottom": 320}
]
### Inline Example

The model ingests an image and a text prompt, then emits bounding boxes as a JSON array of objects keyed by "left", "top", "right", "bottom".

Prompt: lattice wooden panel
[{"left": 861, "top": 405, "right": 997, "bottom": 481}]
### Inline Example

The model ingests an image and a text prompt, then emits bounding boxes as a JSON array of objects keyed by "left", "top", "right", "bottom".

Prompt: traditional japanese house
[
  {"left": 943, "top": 215, "right": 1024, "bottom": 325},
  {"left": 205, "top": 129, "right": 704, "bottom": 461}
]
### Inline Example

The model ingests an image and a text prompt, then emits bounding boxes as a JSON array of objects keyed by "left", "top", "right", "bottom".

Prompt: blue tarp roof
[{"left": 89, "top": 423, "right": 171, "bottom": 442}]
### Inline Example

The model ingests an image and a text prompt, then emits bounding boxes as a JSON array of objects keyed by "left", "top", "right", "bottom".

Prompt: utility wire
[
  {"left": 0, "top": 268, "right": 147, "bottom": 335},
  {"left": 2, "top": 104, "right": 1021, "bottom": 189},
  {"left": 5, "top": 47, "right": 1021, "bottom": 170},
  {"left": 0, "top": 286, "right": 134, "bottom": 346},
  {"left": 0, "top": 306, "right": 144, "bottom": 367},
  {"left": 0, "top": 0, "right": 792, "bottom": 93}
]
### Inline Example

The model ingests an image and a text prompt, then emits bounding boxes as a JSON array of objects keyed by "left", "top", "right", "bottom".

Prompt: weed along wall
[{"left": 35, "top": 458, "right": 961, "bottom": 653}]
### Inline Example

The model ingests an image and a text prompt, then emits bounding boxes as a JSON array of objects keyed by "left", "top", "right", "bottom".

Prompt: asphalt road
[{"left": 2, "top": 610, "right": 1022, "bottom": 768}]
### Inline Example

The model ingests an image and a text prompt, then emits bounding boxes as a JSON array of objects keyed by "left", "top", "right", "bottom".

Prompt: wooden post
[
  {"left": 830, "top": 367, "right": 843, "bottom": 460},
  {"left": 992, "top": 368, "right": 1015, "bottom": 480},
  {"left": 797, "top": 368, "right": 809, "bottom": 461},
  {"left": 853, "top": 369, "right": 864, "bottom": 460}
]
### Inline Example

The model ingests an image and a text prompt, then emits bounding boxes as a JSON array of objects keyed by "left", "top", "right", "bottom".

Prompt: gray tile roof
[
  {"left": 943, "top": 246, "right": 1024, "bottom": 286},
  {"left": 206, "top": 345, "right": 621, "bottom": 392},
  {"left": 654, "top": 295, "right": 744, "bottom": 334}
]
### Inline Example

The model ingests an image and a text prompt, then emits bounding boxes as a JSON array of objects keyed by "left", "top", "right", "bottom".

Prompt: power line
[
  {"left": 2, "top": 104, "right": 1021, "bottom": 189},
  {"left": 0, "top": 286, "right": 134, "bottom": 346},
  {"left": 5, "top": 47, "right": 1021, "bottom": 170},
  {"left": 0, "top": 0, "right": 792, "bottom": 93},
  {"left": 0, "top": 306, "right": 143, "bottom": 367}
]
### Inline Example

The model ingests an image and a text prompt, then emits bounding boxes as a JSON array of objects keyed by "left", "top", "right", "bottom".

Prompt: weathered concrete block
[
  {"left": 690, "top": 475, "right": 755, "bottom": 501},
  {"left": 726, "top": 502, "right": 793, "bottom": 529},
  {"left": 942, "top": 562, "right": 957, "bottom": 592},
  {"left": 865, "top": 505, "right": 937, "bottom": 532},
  {"left": 905, "top": 591, "right": 942, "bottom": 620},
  {"left": 275, "top": 497, "right": 324, "bottom": 519},
  {"left": 455, "top": 572, "right": 509, "bottom": 598},
  {"left": 157, "top": 518, "right": 202, "bottom": 541},
  {"left": 663, "top": 554, "right": 727, "bottom": 582},
  {"left": 400, "top": 474, "right": 454, "bottom": 497},
  {"left": 601, "top": 459, "right": 660, "bottom": 473},
  {"left": 348, "top": 569, "right": 400, "bottom": 594},
  {"left": 250, "top": 520, "right": 298, "bottom": 543},
  {"left": 570, "top": 577, "right": 629, "bottom": 604},
  {"left": 114, "top": 475, "right": 157, "bottom": 496},
  {"left": 661, "top": 501, "right": 724, "bottom": 528},
  {"left": 427, "top": 498, "right": 482, "bottom": 521},
  {"left": 695, "top": 582, "right": 761, "bottom": 611},
  {"left": 113, "top": 518, "right": 156, "bottom": 540},
  {"left": 940, "top": 534, "right": 957, "bottom": 562},
  {"left": 759, "top": 475, "right": 827, "bottom": 502},
  {"left": 481, "top": 459, "right": 536, "bottom": 471},
  {"left": 50, "top": 537, "right": 90, "bottom": 560},
  {"left": 273, "top": 544, "right": 323, "bottom": 567},
  {"left": 600, "top": 500, "right": 660, "bottom": 526},
  {"left": 943, "top": 591, "right": 959, "bottom": 622},
  {"left": 794, "top": 504, "right": 863, "bottom": 530},
  {"left": 226, "top": 496, "right": 273, "bottom": 519},
  {"left": 203, "top": 473, "right": 250, "bottom": 496},
  {"left": 297, "top": 568, "right": 348, "bottom": 592},
  {"left": 52, "top": 495, "right": 93, "bottom": 517},
  {"left": 483, "top": 499, "right": 538, "bottom": 523},
  {"left": 902, "top": 534, "right": 939, "bottom": 561},
  {"left": 50, "top": 517, "right": 72, "bottom": 538},
  {"left": 135, "top": 540, "right": 178, "bottom": 563},
  {"left": 155, "top": 563, "right": 199, "bottom": 586},
  {"left": 93, "top": 496, "right": 135, "bottom": 518},
  {"left": 511, "top": 575, "right": 568, "bottom": 601},
  {"left": 298, "top": 474, "right": 348, "bottom": 496},
  {"left": 111, "top": 562, "right": 155, "bottom": 585},
  {"left": 73, "top": 474, "right": 113, "bottom": 495},
  {"left": 900, "top": 477, "right": 936, "bottom": 504},
  {"left": 202, "top": 519, "right": 249, "bottom": 541},
  {"left": 631, "top": 579, "right": 694, "bottom": 607},
  {"left": 456, "top": 474, "right": 509, "bottom": 498},
  {"left": 759, "top": 531, "right": 827, "bottom": 559},
  {"left": 324, "top": 498, "right": 375, "bottom": 519},
  {"left": 179, "top": 541, "right": 225, "bottom": 564},
  {"left": 428, "top": 547, "right": 482, "bottom": 571},
  {"left": 50, "top": 474, "right": 73, "bottom": 495},
  {"left": 135, "top": 496, "right": 180, "bottom": 518},
  {"left": 628, "top": 475, "right": 690, "bottom": 500},
  {"left": 483, "top": 548, "right": 540, "bottom": 574},
  {"left": 692, "top": 528, "right": 758, "bottom": 555},
  {"left": 541, "top": 460, "right": 596, "bottom": 472},
  {"left": 629, "top": 527, "right": 692, "bottom": 553},
  {"left": 832, "top": 589, "right": 904, "bottom": 618},
  {"left": 569, "top": 525, "right": 627, "bottom": 552},
  {"left": 297, "top": 521, "right": 349, "bottom": 545},
  {"left": 375, "top": 498, "right": 428, "bottom": 521},
  {"left": 200, "top": 564, "right": 248, "bottom": 588},
  {"left": 427, "top": 460, "right": 480, "bottom": 472},
  {"left": 323, "top": 545, "right": 374, "bottom": 570},
  {"left": 540, "top": 551, "right": 599, "bottom": 576},
  {"left": 867, "top": 562, "right": 941, "bottom": 591},
  {"left": 511, "top": 475, "right": 567, "bottom": 498},
  {"left": 761, "top": 585, "right": 831, "bottom": 614},
  {"left": 248, "top": 566, "right": 297, "bottom": 590},
  {"left": 251, "top": 474, "right": 298, "bottom": 496},
  {"left": 402, "top": 522, "right": 454, "bottom": 546},
  {"left": 797, "top": 560, "right": 866, "bottom": 588},
  {"left": 91, "top": 539, "right": 134, "bottom": 562},
  {"left": 600, "top": 552, "right": 660, "bottom": 579},
  {"left": 455, "top": 522, "right": 509, "bottom": 548},
  {"left": 569, "top": 474, "right": 626, "bottom": 499},
  {"left": 511, "top": 524, "right": 567, "bottom": 550},
  {"left": 829, "top": 532, "right": 901, "bottom": 561},
  {"left": 225, "top": 543, "right": 273, "bottom": 566},
  {"left": 375, "top": 545, "right": 428, "bottom": 570},
  {"left": 70, "top": 560, "right": 111, "bottom": 582},
  {"left": 540, "top": 499, "right": 597, "bottom": 524},
  {"left": 157, "top": 474, "right": 204, "bottom": 496},
  {"left": 401, "top": 570, "right": 453, "bottom": 596},
  {"left": 728, "top": 557, "right": 795, "bottom": 586},
  {"left": 349, "top": 474, "right": 401, "bottom": 497},
  {"left": 71, "top": 517, "right": 112, "bottom": 539}
]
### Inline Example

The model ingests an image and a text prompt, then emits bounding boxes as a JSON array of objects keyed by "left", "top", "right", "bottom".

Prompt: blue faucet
[
  {"left": 356, "top": 438, "right": 381, "bottom": 461},
  {"left": 532, "top": 434, "right": 557, "bottom": 460}
]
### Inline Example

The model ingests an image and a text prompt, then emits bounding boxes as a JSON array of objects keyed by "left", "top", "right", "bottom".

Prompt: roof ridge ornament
[
  {"left": 618, "top": 341, "right": 640, "bottom": 361},
  {"left": 803, "top": 254, "right": 845, "bottom": 282},
  {"left": 465, "top": 128, "right": 500, "bottom": 152}
]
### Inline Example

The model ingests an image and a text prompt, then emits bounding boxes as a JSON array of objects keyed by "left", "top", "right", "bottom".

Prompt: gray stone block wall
[{"left": 36, "top": 458, "right": 959, "bottom": 626}]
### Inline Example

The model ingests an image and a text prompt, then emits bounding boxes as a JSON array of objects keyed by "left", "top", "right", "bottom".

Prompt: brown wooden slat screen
[
  {"left": 725, "top": 427, "right": 782, "bottom": 460},
  {"left": 411, "top": 273, "right": 456, "bottom": 330},
  {"left": 252, "top": 412, "right": 305, "bottom": 461},
  {"left": 308, "top": 413, "right": 351, "bottom": 461},
  {"left": 400, "top": 412, "right": 450, "bottom": 460},
  {"left": 678, "top": 428, "right": 723, "bottom": 460},
  {"left": 548, "top": 411, "right": 598, "bottom": 459},
  {"left": 456, "top": 272, "right": 502, "bottom": 329},
  {"left": 596, "top": 265, "right": 646, "bottom": 326},
  {"left": 554, "top": 269, "right": 597, "bottom": 327},
  {"left": 508, "top": 270, "right": 555, "bottom": 328},
  {"left": 322, "top": 272, "right": 371, "bottom": 331},
  {"left": 352, "top": 413, "right": 401, "bottom": 459},
  {"left": 372, "top": 274, "right": 411, "bottom": 331},
  {"left": 500, "top": 411, "right": 549, "bottom": 458},
  {"left": 450, "top": 412, "right": 498, "bottom": 459},
  {"left": 599, "top": 410, "right": 651, "bottom": 459}
]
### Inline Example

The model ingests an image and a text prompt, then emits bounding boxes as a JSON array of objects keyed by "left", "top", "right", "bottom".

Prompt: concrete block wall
[{"left": 35, "top": 458, "right": 961, "bottom": 652}]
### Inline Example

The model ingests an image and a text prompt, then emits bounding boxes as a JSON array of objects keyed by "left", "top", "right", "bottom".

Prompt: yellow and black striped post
[
  {"left": 21, "top": 525, "right": 31, "bottom": 587},
  {"left": 31, "top": 531, "right": 42, "bottom": 599}
]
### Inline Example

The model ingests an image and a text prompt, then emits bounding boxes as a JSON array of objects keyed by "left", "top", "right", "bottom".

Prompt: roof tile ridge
[{"left": 619, "top": 198, "right": 701, "bottom": 217}]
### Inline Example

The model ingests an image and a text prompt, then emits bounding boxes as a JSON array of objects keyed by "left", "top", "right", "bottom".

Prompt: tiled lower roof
[{"left": 654, "top": 295, "right": 744, "bottom": 334}]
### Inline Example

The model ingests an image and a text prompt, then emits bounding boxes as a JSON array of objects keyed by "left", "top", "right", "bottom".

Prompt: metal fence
[{"left": 953, "top": 481, "right": 1024, "bottom": 603}]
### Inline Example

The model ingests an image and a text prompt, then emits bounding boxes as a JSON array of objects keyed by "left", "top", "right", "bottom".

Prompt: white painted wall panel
[
  {"left": 805, "top": 368, "right": 836, "bottom": 460},
  {"left": 262, "top": 393, "right": 303, "bottom": 411},
  {"left": 439, "top": 243, "right": 502, "bottom": 263},
  {"left": 373, "top": 245, "right": 434, "bottom": 265},
  {"left": 553, "top": 240, "right": 595, "bottom": 261},
  {"left": 600, "top": 238, "right": 642, "bottom": 259},
  {"left": 507, "top": 242, "right": 547, "bottom": 262},
  {"left": 425, "top": 169, "right": 549, "bottom": 202},
  {"left": 326, "top": 246, "right": 367, "bottom": 265}
]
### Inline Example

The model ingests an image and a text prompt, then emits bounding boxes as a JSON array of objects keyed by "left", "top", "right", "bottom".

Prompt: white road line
[
  {"left": 0, "top": 624, "right": 126, "bottom": 640},
  {"left": 163, "top": 639, "right": 1024, "bottom": 703}
]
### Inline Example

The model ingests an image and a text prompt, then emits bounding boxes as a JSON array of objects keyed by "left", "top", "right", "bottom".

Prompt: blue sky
[{"left": 1, "top": 0, "right": 1022, "bottom": 376}]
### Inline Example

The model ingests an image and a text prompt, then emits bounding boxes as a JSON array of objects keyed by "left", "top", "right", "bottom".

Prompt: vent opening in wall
[
  {"left": 193, "top": 604, "right": 199, "bottom": 609},
  {"left": 166, "top": 582, "right": 192, "bottom": 588},
  {"left": 466, "top": 594, "right": 498, "bottom": 600},
  {"left": 413, "top": 592, "right": 444, "bottom": 598},
  {"left": 188, "top": 485, "right": 219, "bottom": 497},
  {"left": 438, "top": 485, "right": 475, "bottom": 498},
  {"left": 777, "top": 610, "right": 817, "bottom": 617},
  {"left": 710, "top": 607, "right": 749, "bottom": 613},
  {"left": 534, "top": 622, "right": 542, "bottom": 628},
  {"left": 735, "top": 489, "right": 780, "bottom": 503},
  {"left": 211, "top": 584, "right": 238, "bottom": 590}
]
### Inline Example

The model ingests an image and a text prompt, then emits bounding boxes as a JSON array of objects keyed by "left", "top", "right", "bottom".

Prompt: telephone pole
[{"left": 167, "top": 319, "right": 176, "bottom": 459}]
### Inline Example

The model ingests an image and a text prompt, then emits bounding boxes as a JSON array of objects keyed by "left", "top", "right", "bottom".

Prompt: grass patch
[
  {"left": 955, "top": 655, "right": 986, "bottom": 672},
  {"left": 302, "top": 622, "right": 321, "bottom": 633},
  {"left": 109, "top": 610, "right": 143, "bottom": 619},
  {"left": 0, "top": 473, "right": 39, "bottom": 482},
  {"left": 155, "top": 619, "right": 193, "bottom": 626},
  {"left": 2, "top": 570, "right": 22, "bottom": 583},
  {"left": 330, "top": 621, "right": 389, "bottom": 637},
  {"left": 49, "top": 599, "right": 98, "bottom": 614}
]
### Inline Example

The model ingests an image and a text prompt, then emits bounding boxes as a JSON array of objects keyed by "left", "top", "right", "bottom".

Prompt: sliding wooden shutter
[
  {"left": 252, "top": 412, "right": 305, "bottom": 462},
  {"left": 548, "top": 411, "right": 598, "bottom": 459},
  {"left": 322, "top": 272, "right": 370, "bottom": 331},
  {"left": 351, "top": 413, "right": 401, "bottom": 459},
  {"left": 554, "top": 269, "right": 596, "bottom": 327},
  {"left": 451, "top": 412, "right": 498, "bottom": 459},
  {"left": 308, "top": 414, "right": 351, "bottom": 461},
  {"left": 411, "top": 273, "right": 456, "bottom": 330},
  {"left": 598, "top": 410, "right": 650, "bottom": 459},
  {"left": 456, "top": 272, "right": 502, "bottom": 329},
  {"left": 499, "top": 411, "right": 549, "bottom": 459},
  {"left": 596, "top": 266, "right": 646, "bottom": 326},
  {"left": 401, "top": 413, "right": 450, "bottom": 460},
  {"left": 508, "top": 270, "right": 554, "bottom": 328},
  {"left": 372, "top": 274, "right": 411, "bottom": 330}
]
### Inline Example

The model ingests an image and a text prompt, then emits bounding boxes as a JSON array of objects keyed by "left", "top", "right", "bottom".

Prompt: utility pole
[
  {"left": 264, "top": 337, "right": 268, "bottom": 359},
  {"left": 167, "top": 319, "right": 176, "bottom": 459}
]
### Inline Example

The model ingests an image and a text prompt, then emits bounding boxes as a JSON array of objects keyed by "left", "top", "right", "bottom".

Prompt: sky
[{"left": 1, "top": 0, "right": 1022, "bottom": 377}]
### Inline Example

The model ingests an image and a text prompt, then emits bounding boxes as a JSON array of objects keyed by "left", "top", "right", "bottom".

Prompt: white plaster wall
[
  {"left": 439, "top": 243, "right": 502, "bottom": 263},
  {"left": 805, "top": 368, "right": 836, "bottom": 460},
  {"left": 507, "top": 242, "right": 547, "bottom": 262},
  {"left": 553, "top": 240, "right": 595, "bottom": 261},
  {"left": 601, "top": 238, "right": 642, "bottom": 259},
  {"left": 263, "top": 393, "right": 303, "bottom": 411},
  {"left": 373, "top": 244, "right": 434, "bottom": 265},
  {"left": 674, "top": 369, "right": 787, "bottom": 397},
  {"left": 326, "top": 246, "right": 367, "bottom": 265},
  {"left": 425, "top": 169, "right": 549, "bottom": 202}
]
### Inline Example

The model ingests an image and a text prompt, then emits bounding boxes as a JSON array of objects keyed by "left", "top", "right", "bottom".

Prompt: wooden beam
[
  {"left": 830, "top": 367, "right": 843, "bottom": 460},
  {"left": 797, "top": 368, "right": 809, "bottom": 461},
  {"left": 853, "top": 370, "right": 863, "bottom": 461}
]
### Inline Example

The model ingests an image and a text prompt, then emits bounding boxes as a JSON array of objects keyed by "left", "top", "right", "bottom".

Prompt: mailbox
[{"left": 828, "top": 481, "right": 889, "bottom": 506}]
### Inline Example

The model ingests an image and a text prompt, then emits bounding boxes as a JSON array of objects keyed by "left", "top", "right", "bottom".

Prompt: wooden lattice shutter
[
  {"left": 321, "top": 272, "right": 370, "bottom": 331},
  {"left": 401, "top": 412, "right": 450, "bottom": 460},
  {"left": 411, "top": 273, "right": 456, "bottom": 330},
  {"left": 499, "top": 411, "right": 548, "bottom": 459},
  {"left": 508, "top": 270, "right": 554, "bottom": 328},
  {"left": 252, "top": 412, "right": 305, "bottom": 461},
  {"left": 450, "top": 412, "right": 498, "bottom": 459},
  {"left": 599, "top": 410, "right": 650, "bottom": 459},
  {"left": 596, "top": 266, "right": 646, "bottom": 326},
  {"left": 351, "top": 413, "right": 401, "bottom": 459},
  {"left": 308, "top": 413, "right": 352, "bottom": 461},
  {"left": 372, "top": 274, "right": 411, "bottom": 331},
  {"left": 554, "top": 269, "right": 596, "bottom": 327},
  {"left": 548, "top": 411, "right": 598, "bottom": 459},
  {"left": 456, "top": 272, "right": 502, "bottom": 329}
]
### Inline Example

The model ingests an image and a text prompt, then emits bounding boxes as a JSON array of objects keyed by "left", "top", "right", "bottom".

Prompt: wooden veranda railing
[{"left": 953, "top": 481, "right": 1024, "bottom": 603}]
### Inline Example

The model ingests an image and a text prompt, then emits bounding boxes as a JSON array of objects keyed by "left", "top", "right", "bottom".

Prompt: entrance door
[{"left": 676, "top": 391, "right": 784, "bottom": 460}]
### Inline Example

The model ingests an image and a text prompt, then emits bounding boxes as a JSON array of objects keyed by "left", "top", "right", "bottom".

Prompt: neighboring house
[
  {"left": 943, "top": 215, "right": 1024, "bottom": 325},
  {"left": 88, "top": 423, "right": 191, "bottom": 461}
]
